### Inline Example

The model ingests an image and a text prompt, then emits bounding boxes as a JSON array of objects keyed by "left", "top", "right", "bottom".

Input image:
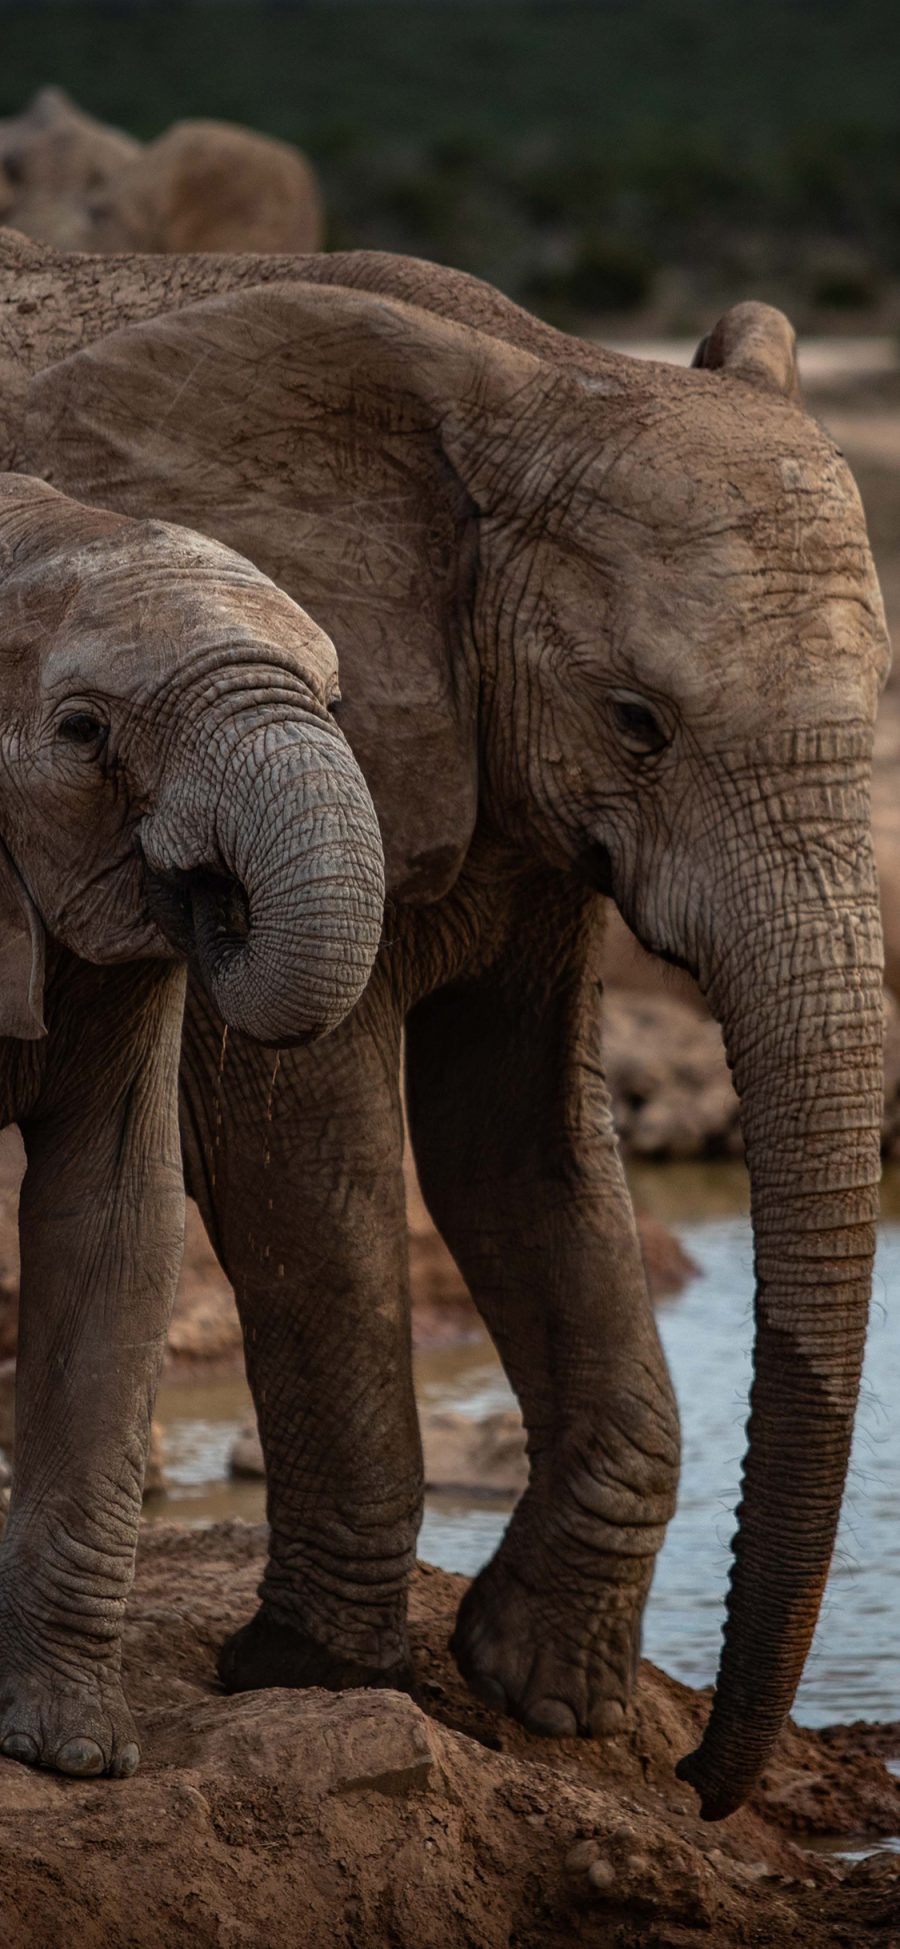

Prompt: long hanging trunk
[
  {"left": 678, "top": 789, "right": 884, "bottom": 1820},
  {"left": 144, "top": 713, "right": 385, "bottom": 1046}
]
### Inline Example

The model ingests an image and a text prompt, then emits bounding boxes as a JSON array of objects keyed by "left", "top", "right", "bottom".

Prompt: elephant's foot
[
  {"left": 450, "top": 1540, "right": 647, "bottom": 1740},
  {"left": 217, "top": 1604, "right": 416, "bottom": 1697},
  {"left": 0, "top": 1642, "right": 139, "bottom": 1778}
]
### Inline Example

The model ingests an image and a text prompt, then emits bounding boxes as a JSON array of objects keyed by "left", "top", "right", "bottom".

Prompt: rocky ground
[{"left": 0, "top": 1521, "right": 898, "bottom": 1948}]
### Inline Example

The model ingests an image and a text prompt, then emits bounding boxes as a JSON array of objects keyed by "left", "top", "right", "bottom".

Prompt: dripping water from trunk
[{"left": 210, "top": 1026, "right": 229, "bottom": 1192}]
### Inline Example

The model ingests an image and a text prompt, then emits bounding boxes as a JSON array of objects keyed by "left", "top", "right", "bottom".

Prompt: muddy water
[{"left": 153, "top": 1162, "right": 900, "bottom": 1729}]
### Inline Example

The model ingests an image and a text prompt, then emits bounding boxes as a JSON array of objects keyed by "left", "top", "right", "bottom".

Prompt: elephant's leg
[
  {"left": 0, "top": 960, "right": 185, "bottom": 1777},
  {"left": 405, "top": 893, "right": 681, "bottom": 1739},
  {"left": 180, "top": 974, "right": 422, "bottom": 1694}
]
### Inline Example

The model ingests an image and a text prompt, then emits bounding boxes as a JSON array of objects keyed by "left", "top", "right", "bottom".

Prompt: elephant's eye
[
  {"left": 57, "top": 712, "right": 108, "bottom": 750},
  {"left": 608, "top": 691, "right": 671, "bottom": 757}
]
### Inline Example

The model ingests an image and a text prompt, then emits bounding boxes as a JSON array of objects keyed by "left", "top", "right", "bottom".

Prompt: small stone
[
  {"left": 587, "top": 1857, "right": 616, "bottom": 1893},
  {"left": 565, "top": 1839, "right": 598, "bottom": 1874},
  {"left": 230, "top": 1423, "right": 265, "bottom": 1479},
  {"left": 143, "top": 1421, "right": 167, "bottom": 1497}
]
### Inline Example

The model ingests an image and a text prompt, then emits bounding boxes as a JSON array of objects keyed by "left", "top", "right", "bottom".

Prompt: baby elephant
[{"left": 0, "top": 474, "right": 383, "bottom": 1777}]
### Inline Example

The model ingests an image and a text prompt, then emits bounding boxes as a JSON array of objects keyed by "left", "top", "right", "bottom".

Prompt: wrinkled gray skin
[
  {"left": 0, "top": 237, "right": 889, "bottom": 1818},
  {"left": 0, "top": 472, "right": 383, "bottom": 1778}
]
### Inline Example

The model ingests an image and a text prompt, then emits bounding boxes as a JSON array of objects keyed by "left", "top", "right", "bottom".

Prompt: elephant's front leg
[
  {"left": 180, "top": 974, "right": 421, "bottom": 1694},
  {"left": 405, "top": 894, "right": 680, "bottom": 1739},
  {"left": 0, "top": 961, "right": 186, "bottom": 1778}
]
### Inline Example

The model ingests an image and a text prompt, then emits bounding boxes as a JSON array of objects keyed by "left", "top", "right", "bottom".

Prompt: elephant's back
[{"left": 0, "top": 234, "right": 618, "bottom": 386}]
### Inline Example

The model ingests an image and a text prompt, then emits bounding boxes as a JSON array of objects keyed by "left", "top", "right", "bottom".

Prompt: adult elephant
[
  {"left": 0, "top": 472, "right": 383, "bottom": 1777},
  {"left": 5, "top": 239, "right": 888, "bottom": 1819},
  {"left": 0, "top": 91, "right": 322, "bottom": 254}
]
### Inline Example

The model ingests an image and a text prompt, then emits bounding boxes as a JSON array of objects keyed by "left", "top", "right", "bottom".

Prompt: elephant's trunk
[
  {"left": 143, "top": 711, "right": 385, "bottom": 1045},
  {"left": 677, "top": 754, "right": 883, "bottom": 1820}
]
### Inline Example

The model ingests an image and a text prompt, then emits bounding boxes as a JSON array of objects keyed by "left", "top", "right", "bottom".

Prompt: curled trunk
[{"left": 143, "top": 712, "right": 385, "bottom": 1046}]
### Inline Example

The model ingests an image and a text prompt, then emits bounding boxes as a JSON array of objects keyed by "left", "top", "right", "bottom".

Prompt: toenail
[
  {"left": 523, "top": 1698, "right": 578, "bottom": 1738},
  {"left": 589, "top": 1699, "right": 627, "bottom": 1737},
  {"left": 113, "top": 1742, "right": 140, "bottom": 1778},
  {"left": 468, "top": 1673, "right": 508, "bottom": 1712},
  {"left": 57, "top": 1737, "right": 104, "bottom": 1776},
  {"left": 1, "top": 1732, "right": 38, "bottom": 1765}
]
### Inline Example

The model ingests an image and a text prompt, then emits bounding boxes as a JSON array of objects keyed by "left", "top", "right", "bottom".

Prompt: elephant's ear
[
  {"left": 692, "top": 301, "right": 801, "bottom": 402},
  {"left": 27, "top": 282, "right": 546, "bottom": 902},
  {"left": 0, "top": 839, "right": 45, "bottom": 1040}
]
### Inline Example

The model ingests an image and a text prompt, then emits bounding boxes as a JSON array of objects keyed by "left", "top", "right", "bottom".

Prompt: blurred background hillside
[{"left": 1, "top": 0, "right": 899, "bottom": 332}]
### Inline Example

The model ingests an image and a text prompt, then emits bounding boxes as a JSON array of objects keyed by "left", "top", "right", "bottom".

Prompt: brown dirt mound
[{"left": 0, "top": 1522, "right": 897, "bottom": 1947}]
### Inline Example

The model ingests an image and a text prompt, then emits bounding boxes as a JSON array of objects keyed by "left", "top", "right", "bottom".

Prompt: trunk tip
[{"left": 675, "top": 1746, "right": 745, "bottom": 1823}]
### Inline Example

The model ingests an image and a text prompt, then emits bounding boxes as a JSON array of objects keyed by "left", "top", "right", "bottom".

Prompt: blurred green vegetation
[{"left": 2, "top": 0, "right": 899, "bottom": 327}]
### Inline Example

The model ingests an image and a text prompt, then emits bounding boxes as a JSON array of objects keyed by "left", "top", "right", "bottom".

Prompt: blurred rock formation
[{"left": 0, "top": 88, "right": 322, "bottom": 255}]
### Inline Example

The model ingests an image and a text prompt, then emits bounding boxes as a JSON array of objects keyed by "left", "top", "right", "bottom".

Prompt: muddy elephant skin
[
  {"left": 0, "top": 235, "right": 889, "bottom": 1820},
  {"left": 0, "top": 471, "right": 383, "bottom": 1778},
  {"left": 0, "top": 90, "right": 322, "bottom": 255}
]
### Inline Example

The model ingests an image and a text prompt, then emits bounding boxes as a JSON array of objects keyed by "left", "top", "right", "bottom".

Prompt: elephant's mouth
[
  {"left": 143, "top": 861, "right": 251, "bottom": 967},
  {"left": 142, "top": 860, "right": 320, "bottom": 1048},
  {"left": 573, "top": 838, "right": 615, "bottom": 896}
]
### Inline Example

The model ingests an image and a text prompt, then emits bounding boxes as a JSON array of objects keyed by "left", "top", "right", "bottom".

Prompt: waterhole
[{"left": 153, "top": 1161, "right": 900, "bottom": 1730}]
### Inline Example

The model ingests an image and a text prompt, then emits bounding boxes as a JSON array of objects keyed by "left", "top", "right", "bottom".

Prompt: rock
[
  {"left": 0, "top": 1521, "right": 896, "bottom": 1947},
  {"left": 143, "top": 1421, "right": 167, "bottom": 1497},
  {"left": 229, "top": 1422, "right": 264, "bottom": 1479},
  {"left": 233, "top": 1406, "right": 529, "bottom": 1497},
  {"left": 608, "top": 986, "right": 900, "bottom": 1163},
  {"left": 604, "top": 902, "right": 707, "bottom": 1014},
  {"left": 152, "top": 1686, "right": 437, "bottom": 1801},
  {"left": 605, "top": 989, "right": 741, "bottom": 1159},
  {"left": 423, "top": 1408, "right": 526, "bottom": 1496},
  {"left": 0, "top": 90, "right": 322, "bottom": 258},
  {"left": 636, "top": 1210, "right": 700, "bottom": 1296},
  {"left": 166, "top": 1200, "right": 243, "bottom": 1363}
]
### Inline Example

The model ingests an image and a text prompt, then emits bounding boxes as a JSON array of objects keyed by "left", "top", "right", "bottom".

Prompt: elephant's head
[
  {"left": 467, "top": 313, "right": 888, "bottom": 1820},
  {"left": 0, "top": 475, "right": 384, "bottom": 1044},
  {"left": 25, "top": 280, "right": 889, "bottom": 1816}
]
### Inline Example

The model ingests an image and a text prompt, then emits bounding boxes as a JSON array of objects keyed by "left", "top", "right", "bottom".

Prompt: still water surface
[{"left": 154, "top": 1164, "right": 900, "bottom": 1729}]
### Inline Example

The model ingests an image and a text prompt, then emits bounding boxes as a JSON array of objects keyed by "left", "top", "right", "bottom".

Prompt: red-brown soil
[{"left": 0, "top": 1521, "right": 897, "bottom": 1947}]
